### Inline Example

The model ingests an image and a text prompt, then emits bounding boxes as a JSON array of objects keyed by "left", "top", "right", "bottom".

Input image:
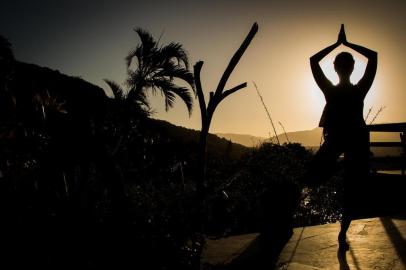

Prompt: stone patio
[
  {"left": 201, "top": 217, "right": 406, "bottom": 269},
  {"left": 277, "top": 217, "right": 406, "bottom": 270}
]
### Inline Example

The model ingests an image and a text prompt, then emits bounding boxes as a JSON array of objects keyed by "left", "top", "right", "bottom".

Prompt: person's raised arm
[
  {"left": 344, "top": 39, "right": 377, "bottom": 96},
  {"left": 310, "top": 28, "right": 343, "bottom": 93}
]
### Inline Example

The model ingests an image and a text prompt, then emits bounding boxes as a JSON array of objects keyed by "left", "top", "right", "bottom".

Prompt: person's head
[{"left": 334, "top": 52, "right": 354, "bottom": 81}]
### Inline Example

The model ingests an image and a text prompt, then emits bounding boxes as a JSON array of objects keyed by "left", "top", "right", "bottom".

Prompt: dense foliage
[{"left": 0, "top": 34, "right": 345, "bottom": 269}]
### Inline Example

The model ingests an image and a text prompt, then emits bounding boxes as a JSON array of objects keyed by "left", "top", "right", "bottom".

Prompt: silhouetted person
[{"left": 308, "top": 24, "right": 377, "bottom": 250}]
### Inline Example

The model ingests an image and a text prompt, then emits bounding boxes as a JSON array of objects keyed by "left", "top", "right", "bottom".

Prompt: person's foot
[{"left": 338, "top": 232, "right": 350, "bottom": 251}]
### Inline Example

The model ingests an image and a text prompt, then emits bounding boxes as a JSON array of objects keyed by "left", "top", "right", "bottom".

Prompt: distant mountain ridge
[
  {"left": 216, "top": 127, "right": 403, "bottom": 157},
  {"left": 216, "top": 128, "right": 324, "bottom": 147},
  {"left": 214, "top": 133, "right": 266, "bottom": 147}
]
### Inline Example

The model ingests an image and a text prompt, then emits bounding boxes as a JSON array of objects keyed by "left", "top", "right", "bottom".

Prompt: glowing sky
[{"left": 1, "top": 0, "right": 405, "bottom": 136}]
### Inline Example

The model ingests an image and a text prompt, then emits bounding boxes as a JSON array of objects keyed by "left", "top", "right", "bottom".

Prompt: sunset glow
[
  {"left": 1, "top": 0, "right": 404, "bottom": 137},
  {"left": 1, "top": 2, "right": 406, "bottom": 268}
]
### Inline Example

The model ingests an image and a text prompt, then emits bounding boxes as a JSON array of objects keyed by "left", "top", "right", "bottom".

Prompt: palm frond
[
  {"left": 158, "top": 64, "right": 195, "bottom": 92},
  {"left": 164, "top": 90, "right": 176, "bottom": 111},
  {"left": 104, "top": 79, "right": 125, "bottom": 100},
  {"left": 136, "top": 90, "right": 150, "bottom": 108},
  {"left": 169, "top": 86, "right": 193, "bottom": 115},
  {"left": 126, "top": 70, "right": 140, "bottom": 89},
  {"left": 134, "top": 28, "right": 156, "bottom": 57},
  {"left": 126, "top": 83, "right": 150, "bottom": 109},
  {"left": 153, "top": 79, "right": 193, "bottom": 115},
  {"left": 126, "top": 48, "right": 139, "bottom": 70},
  {"left": 159, "top": 42, "right": 189, "bottom": 68}
]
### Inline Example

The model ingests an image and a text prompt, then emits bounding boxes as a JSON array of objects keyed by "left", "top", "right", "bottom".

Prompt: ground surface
[
  {"left": 201, "top": 217, "right": 406, "bottom": 269},
  {"left": 277, "top": 217, "right": 406, "bottom": 269}
]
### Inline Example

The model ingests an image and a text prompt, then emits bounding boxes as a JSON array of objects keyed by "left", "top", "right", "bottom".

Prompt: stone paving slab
[{"left": 201, "top": 233, "right": 259, "bottom": 266}]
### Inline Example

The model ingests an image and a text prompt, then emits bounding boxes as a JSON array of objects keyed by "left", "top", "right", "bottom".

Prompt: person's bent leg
[
  {"left": 339, "top": 128, "right": 370, "bottom": 251},
  {"left": 302, "top": 135, "right": 343, "bottom": 187}
]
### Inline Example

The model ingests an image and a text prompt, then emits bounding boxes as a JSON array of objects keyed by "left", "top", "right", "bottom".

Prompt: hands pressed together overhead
[{"left": 338, "top": 24, "right": 348, "bottom": 46}]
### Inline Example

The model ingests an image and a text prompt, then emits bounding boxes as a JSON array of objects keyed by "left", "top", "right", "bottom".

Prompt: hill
[
  {"left": 148, "top": 119, "right": 250, "bottom": 159},
  {"left": 12, "top": 61, "right": 107, "bottom": 119},
  {"left": 216, "top": 128, "right": 324, "bottom": 147},
  {"left": 216, "top": 128, "right": 403, "bottom": 156},
  {"left": 215, "top": 133, "right": 265, "bottom": 147}
]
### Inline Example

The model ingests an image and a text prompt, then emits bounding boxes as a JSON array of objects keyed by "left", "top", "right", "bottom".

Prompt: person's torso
[{"left": 319, "top": 84, "right": 366, "bottom": 131}]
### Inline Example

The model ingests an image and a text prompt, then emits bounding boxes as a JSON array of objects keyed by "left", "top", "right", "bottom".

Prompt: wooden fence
[{"left": 368, "top": 122, "right": 406, "bottom": 175}]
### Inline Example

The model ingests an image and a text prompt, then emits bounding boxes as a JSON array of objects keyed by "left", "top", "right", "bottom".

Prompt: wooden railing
[{"left": 367, "top": 122, "right": 406, "bottom": 175}]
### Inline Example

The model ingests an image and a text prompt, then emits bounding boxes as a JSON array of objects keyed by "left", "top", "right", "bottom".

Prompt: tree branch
[
  {"left": 215, "top": 22, "right": 258, "bottom": 95},
  {"left": 194, "top": 61, "right": 207, "bottom": 125},
  {"left": 220, "top": 82, "right": 247, "bottom": 102}
]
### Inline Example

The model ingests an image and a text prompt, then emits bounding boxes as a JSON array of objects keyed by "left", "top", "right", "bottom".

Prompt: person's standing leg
[
  {"left": 339, "top": 128, "right": 370, "bottom": 251},
  {"left": 338, "top": 215, "right": 351, "bottom": 251}
]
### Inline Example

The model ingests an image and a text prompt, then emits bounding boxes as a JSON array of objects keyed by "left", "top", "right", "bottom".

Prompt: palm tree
[
  {"left": 104, "top": 78, "right": 150, "bottom": 116},
  {"left": 125, "top": 28, "right": 195, "bottom": 115}
]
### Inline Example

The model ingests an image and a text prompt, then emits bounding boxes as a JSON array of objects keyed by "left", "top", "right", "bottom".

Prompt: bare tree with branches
[{"left": 194, "top": 23, "right": 258, "bottom": 197}]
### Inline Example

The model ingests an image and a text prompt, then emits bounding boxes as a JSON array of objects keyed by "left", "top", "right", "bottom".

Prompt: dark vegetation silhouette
[{"left": 0, "top": 29, "right": 309, "bottom": 269}]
